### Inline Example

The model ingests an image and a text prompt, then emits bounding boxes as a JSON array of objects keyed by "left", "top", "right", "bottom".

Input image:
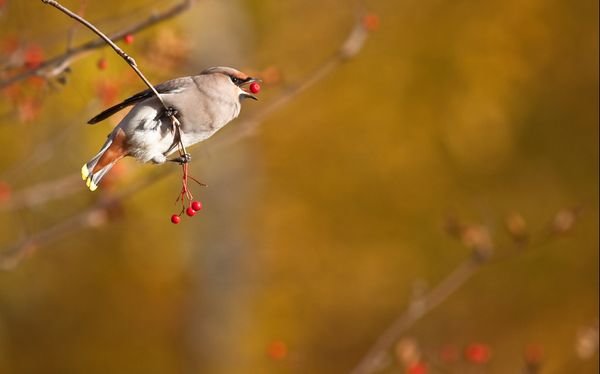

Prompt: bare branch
[
  {"left": 0, "top": 167, "right": 173, "bottom": 270},
  {"left": 212, "top": 19, "right": 371, "bottom": 148},
  {"left": 0, "top": 174, "right": 81, "bottom": 212},
  {"left": 349, "top": 216, "right": 580, "bottom": 374},
  {"left": 0, "top": 0, "right": 194, "bottom": 89},
  {"left": 350, "top": 258, "right": 482, "bottom": 374},
  {"left": 40, "top": 0, "right": 168, "bottom": 108}
]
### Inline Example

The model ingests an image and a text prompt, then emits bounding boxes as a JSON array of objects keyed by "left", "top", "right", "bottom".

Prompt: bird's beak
[
  {"left": 242, "top": 92, "right": 258, "bottom": 101},
  {"left": 240, "top": 77, "right": 260, "bottom": 100}
]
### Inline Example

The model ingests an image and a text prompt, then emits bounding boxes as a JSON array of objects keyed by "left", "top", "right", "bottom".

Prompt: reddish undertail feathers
[{"left": 81, "top": 128, "right": 128, "bottom": 191}]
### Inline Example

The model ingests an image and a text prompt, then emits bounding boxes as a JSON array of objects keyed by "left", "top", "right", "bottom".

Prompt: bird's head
[{"left": 200, "top": 66, "right": 259, "bottom": 101}]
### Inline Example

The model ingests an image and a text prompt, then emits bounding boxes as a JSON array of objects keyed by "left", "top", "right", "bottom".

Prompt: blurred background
[{"left": 0, "top": 0, "right": 598, "bottom": 373}]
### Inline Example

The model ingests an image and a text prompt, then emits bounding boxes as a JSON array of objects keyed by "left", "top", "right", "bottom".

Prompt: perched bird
[{"left": 81, "top": 66, "right": 258, "bottom": 191}]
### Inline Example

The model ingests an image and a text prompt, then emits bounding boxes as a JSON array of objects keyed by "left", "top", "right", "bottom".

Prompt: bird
[{"left": 81, "top": 66, "right": 258, "bottom": 191}]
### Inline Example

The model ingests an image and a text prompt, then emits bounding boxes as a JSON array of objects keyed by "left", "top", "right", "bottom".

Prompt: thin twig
[
  {"left": 40, "top": 0, "right": 167, "bottom": 108},
  {"left": 350, "top": 257, "right": 482, "bottom": 374},
  {"left": 212, "top": 17, "right": 370, "bottom": 148},
  {"left": 348, "top": 224, "right": 577, "bottom": 374},
  {"left": 0, "top": 174, "right": 81, "bottom": 212},
  {"left": 0, "top": 167, "right": 173, "bottom": 270},
  {"left": 0, "top": 0, "right": 193, "bottom": 89}
]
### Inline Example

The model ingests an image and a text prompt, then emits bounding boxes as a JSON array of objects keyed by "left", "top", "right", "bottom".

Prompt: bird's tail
[{"left": 81, "top": 128, "right": 128, "bottom": 191}]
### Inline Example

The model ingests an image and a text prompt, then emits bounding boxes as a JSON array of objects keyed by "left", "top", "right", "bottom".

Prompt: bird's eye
[{"left": 230, "top": 76, "right": 242, "bottom": 85}]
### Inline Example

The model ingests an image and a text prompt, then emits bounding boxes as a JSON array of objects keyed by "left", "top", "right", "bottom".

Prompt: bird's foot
[
  {"left": 165, "top": 106, "right": 179, "bottom": 119},
  {"left": 169, "top": 153, "right": 192, "bottom": 164}
]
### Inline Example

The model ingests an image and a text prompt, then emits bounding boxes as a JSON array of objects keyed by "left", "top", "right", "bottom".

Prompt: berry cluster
[
  {"left": 170, "top": 161, "right": 205, "bottom": 224},
  {"left": 171, "top": 200, "right": 202, "bottom": 224}
]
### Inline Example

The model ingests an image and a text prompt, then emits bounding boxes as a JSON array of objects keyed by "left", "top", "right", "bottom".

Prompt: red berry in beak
[
  {"left": 249, "top": 82, "right": 261, "bottom": 94},
  {"left": 191, "top": 201, "right": 202, "bottom": 211},
  {"left": 186, "top": 207, "right": 196, "bottom": 217},
  {"left": 124, "top": 34, "right": 134, "bottom": 44},
  {"left": 170, "top": 214, "right": 181, "bottom": 224}
]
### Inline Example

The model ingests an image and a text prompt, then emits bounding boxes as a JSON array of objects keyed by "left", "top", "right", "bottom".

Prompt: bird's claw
[
  {"left": 169, "top": 153, "right": 192, "bottom": 164},
  {"left": 165, "top": 106, "right": 178, "bottom": 119}
]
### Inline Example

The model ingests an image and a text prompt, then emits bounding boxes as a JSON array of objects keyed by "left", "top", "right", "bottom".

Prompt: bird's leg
[{"left": 164, "top": 108, "right": 191, "bottom": 164}]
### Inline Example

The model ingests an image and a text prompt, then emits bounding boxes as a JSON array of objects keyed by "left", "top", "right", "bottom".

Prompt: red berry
[
  {"left": 123, "top": 34, "right": 134, "bottom": 44},
  {"left": 0, "top": 181, "right": 11, "bottom": 203},
  {"left": 186, "top": 207, "right": 196, "bottom": 217},
  {"left": 170, "top": 214, "right": 181, "bottom": 224},
  {"left": 407, "top": 362, "right": 428, "bottom": 374},
  {"left": 249, "top": 82, "right": 261, "bottom": 94},
  {"left": 191, "top": 200, "right": 202, "bottom": 211},
  {"left": 465, "top": 343, "right": 491, "bottom": 364},
  {"left": 362, "top": 13, "right": 380, "bottom": 31},
  {"left": 267, "top": 340, "right": 287, "bottom": 361},
  {"left": 24, "top": 44, "right": 44, "bottom": 69},
  {"left": 97, "top": 58, "right": 108, "bottom": 70}
]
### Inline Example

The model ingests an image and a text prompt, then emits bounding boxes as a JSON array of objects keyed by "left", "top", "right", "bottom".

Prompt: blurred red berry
[
  {"left": 191, "top": 200, "right": 202, "bottom": 211},
  {"left": 24, "top": 44, "right": 44, "bottom": 69},
  {"left": 124, "top": 34, "right": 134, "bottom": 44},
  {"left": 267, "top": 340, "right": 287, "bottom": 361},
  {"left": 406, "top": 362, "right": 427, "bottom": 374},
  {"left": 362, "top": 13, "right": 380, "bottom": 31},
  {"left": 249, "top": 82, "right": 261, "bottom": 94},
  {"left": 170, "top": 214, "right": 181, "bottom": 224},
  {"left": 0, "top": 181, "right": 11, "bottom": 203},
  {"left": 97, "top": 58, "right": 108, "bottom": 70},
  {"left": 96, "top": 80, "right": 119, "bottom": 106},
  {"left": 185, "top": 207, "right": 196, "bottom": 217},
  {"left": 465, "top": 343, "right": 492, "bottom": 364}
]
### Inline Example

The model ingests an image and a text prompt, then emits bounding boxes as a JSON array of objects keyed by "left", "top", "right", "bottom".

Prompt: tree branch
[
  {"left": 350, "top": 257, "right": 482, "bottom": 374},
  {"left": 0, "top": 0, "right": 194, "bottom": 89},
  {"left": 40, "top": 0, "right": 168, "bottom": 107},
  {"left": 349, "top": 213, "right": 580, "bottom": 374}
]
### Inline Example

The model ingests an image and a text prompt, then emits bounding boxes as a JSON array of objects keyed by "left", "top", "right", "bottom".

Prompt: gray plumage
[{"left": 81, "top": 66, "right": 258, "bottom": 191}]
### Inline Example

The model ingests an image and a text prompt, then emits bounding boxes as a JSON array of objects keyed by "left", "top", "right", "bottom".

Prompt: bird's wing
[{"left": 87, "top": 77, "right": 192, "bottom": 124}]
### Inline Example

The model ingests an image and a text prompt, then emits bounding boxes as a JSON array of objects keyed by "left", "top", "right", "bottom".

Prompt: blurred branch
[
  {"left": 350, "top": 256, "right": 483, "bottom": 374},
  {"left": 213, "top": 18, "right": 371, "bottom": 148},
  {"left": 0, "top": 12, "right": 375, "bottom": 268},
  {"left": 0, "top": 174, "right": 80, "bottom": 212},
  {"left": 350, "top": 209, "right": 581, "bottom": 374},
  {"left": 0, "top": 0, "right": 194, "bottom": 89},
  {"left": 0, "top": 167, "right": 173, "bottom": 270}
]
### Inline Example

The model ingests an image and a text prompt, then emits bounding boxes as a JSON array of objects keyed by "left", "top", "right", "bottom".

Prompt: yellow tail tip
[
  {"left": 81, "top": 164, "right": 90, "bottom": 181},
  {"left": 85, "top": 177, "right": 98, "bottom": 192},
  {"left": 82, "top": 165, "right": 98, "bottom": 191}
]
